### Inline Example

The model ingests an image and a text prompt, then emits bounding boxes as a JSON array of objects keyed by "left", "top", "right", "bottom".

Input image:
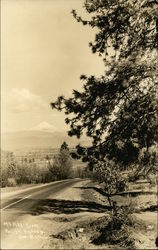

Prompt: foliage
[
  {"left": 91, "top": 205, "right": 135, "bottom": 249},
  {"left": 7, "top": 178, "right": 17, "bottom": 187},
  {"left": 1, "top": 151, "right": 52, "bottom": 187},
  {"left": 2, "top": 152, "right": 17, "bottom": 178},
  {"left": 94, "top": 159, "right": 126, "bottom": 198},
  {"left": 128, "top": 145, "right": 158, "bottom": 181},
  {"left": 1, "top": 168, "right": 9, "bottom": 187},
  {"left": 1, "top": 152, "right": 17, "bottom": 187},
  {"left": 74, "top": 165, "right": 93, "bottom": 178},
  {"left": 51, "top": 0, "right": 158, "bottom": 175},
  {"left": 60, "top": 141, "right": 69, "bottom": 151},
  {"left": 15, "top": 162, "right": 42, "bottom": 184},
  {"left": 48, "top": 142, "right": 73, "bottom": 180}
]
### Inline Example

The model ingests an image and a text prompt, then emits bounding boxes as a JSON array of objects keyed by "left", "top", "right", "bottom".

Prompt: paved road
[{"left": 1, "top": 178, "right": 83, "bottom": 249}]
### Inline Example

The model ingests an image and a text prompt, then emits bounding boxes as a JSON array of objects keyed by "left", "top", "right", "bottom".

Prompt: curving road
[{"left": 1, "top": 178, "right": 84, "bottom": 249}]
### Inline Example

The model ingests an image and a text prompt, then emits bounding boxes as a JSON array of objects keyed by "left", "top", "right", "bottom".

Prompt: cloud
[{"left": 2, "top": 88, "right": 47, "bottom": 113}]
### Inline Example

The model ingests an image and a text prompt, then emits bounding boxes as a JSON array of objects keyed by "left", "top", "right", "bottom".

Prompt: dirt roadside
[
  {"left": 42, "top": 179, "right": 111, "bottom": 250},
  {"left": 44, "top": 179, "right": 157, "bottom": 249},
  {"left": 2, "top": 179, "right": 108, "bottom": 249},
  {"left": 2, "top": 179, "right": 157, "bottom": 249}
]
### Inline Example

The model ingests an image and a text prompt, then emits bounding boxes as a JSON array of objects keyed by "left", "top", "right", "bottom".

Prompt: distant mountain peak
[
  {"left": 1, "top": 125, "right": 91, "bottom": 151},
  {"left": 30, "top": 121, "right": 57, "bottom": 133}
]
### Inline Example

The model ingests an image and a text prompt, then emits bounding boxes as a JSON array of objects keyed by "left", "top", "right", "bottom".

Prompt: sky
[{"left": 1, "top": 0, "right": 105, "bottom": 133}]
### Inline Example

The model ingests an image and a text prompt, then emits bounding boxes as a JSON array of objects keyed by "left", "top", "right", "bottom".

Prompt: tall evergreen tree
[
  {"left": 51, "top": 0, "right": 158, "bottom": 176},
  {"left": 48, "top": 142, "right": 72, "bottom": 180},
  {"left": 60, "top": 141, "right": 69, "bottom": 152}
]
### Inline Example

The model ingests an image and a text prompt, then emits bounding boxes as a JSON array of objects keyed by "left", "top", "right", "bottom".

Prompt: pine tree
[
  {"left": 60, "top": 141, "right": 69, "bottom": 152},
  {"left": 51, "top": 0, "right": 158, "bottom": 178},
  {"left": 48, "top": 142, "right": 72, "bottom": 180}
]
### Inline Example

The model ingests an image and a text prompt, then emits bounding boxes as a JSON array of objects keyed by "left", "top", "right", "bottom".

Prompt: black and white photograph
[{"left": 1, "top": 0, "right": 158, "bottom": 249}]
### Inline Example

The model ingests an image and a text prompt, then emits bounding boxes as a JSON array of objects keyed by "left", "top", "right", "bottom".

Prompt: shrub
[
  {"left": 1, "top": 150, "right": 68, "bottom": 187},
  {"left": 91, "top": 205, "right": 135, "bottom": 249},
  {"left": 94, "top": 159, "right": 128, "bottom": 207},
  {"left": 1, "top": 168, "right": 9, "bottom": 187},
  {"left": 7, "top": 178, "right": 17, "bottom": 187},
  {"left": 41, "top": 170, "right": 54, "bottom": 183}
]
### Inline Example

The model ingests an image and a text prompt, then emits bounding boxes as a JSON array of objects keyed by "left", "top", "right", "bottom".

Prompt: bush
[
  {"left": 41, "top": 171, "right": 54, "bottom": 183},
  {"left": 1, "top": 150, "right": 66, "bottom": 187},
  {"left": 1, "top": 156, "right": 53, "bottom": 187},
  {"left": 7, "top": 178, "right": 17, "bottom": 187},
  {"left": 93, "top": 160, "right": 128, "bottom": 207},
  {"left": 1, "top": 152, "right": 18, "bottom": 187},
  {"left": 15, "top": 163, "right": 48, "bottom": 184},
  {"left": 91, "top": 205, "right": 135, "bottom": 249},
  {"left": 1, "top": 168, "right": 8, "bottom": 187}
]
